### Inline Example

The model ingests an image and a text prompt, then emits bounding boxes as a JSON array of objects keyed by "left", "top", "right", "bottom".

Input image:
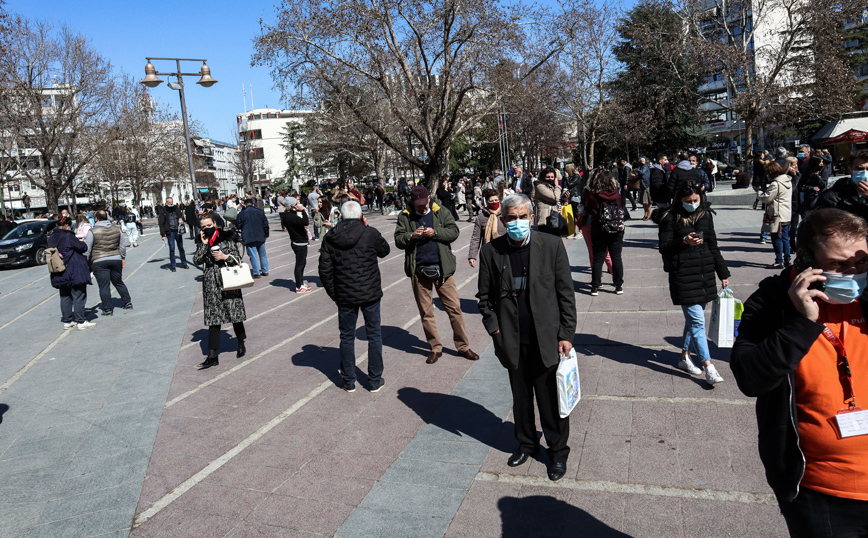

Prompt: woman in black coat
[
  {"left": 658, "top": 182, "right": 731, "bottom": 385},
  {"left": 193, "top": 214, "right": 247, "bottom": 369},
  {"left": 48, "top": 216, "right": 95, "bottom": 330}
]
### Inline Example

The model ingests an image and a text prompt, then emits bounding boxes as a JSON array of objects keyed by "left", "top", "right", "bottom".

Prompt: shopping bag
[
  {"left": 734, "top": 298, "right": 744, "bottom": 337},
  {"left": 560, "top": 205, "right": 576, "bottom": 237},
  {"left": 556, "top": 348, "right": 581, "bottom": 418},
  {"left": 708, "top": 288, "right": 736, "bottom": 348}
]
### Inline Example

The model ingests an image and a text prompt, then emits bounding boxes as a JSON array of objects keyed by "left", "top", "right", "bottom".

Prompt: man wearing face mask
[
  {"left": 476, "top": 193, "right": 577, "bottom": 481},
  {"left": 732, "top": 208, "right": 868, "bottom": 536},
  {"left": 158, "top": 197, "right": 189, "bottom": 272},
  {"left": 395, "top": 185, "right": 479, "bottom": 364},
  {"left": 819, "top": 150, "right": 868, "bottom": 223}
]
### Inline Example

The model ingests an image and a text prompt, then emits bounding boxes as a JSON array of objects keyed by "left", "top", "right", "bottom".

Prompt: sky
[{"left": 8, "top": 0, "right": 287, "bottom": 143}]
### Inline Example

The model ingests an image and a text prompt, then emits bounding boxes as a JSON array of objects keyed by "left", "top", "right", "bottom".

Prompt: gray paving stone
[
  {"left": 336, "top": 506, "right": 451, "bottom": 538},
  {"left": 27, "top": 504, "right": 135, "bottom": 538},
  {"left": 39, "top": 480, "right": 142, "bottom": 524},
  {"left": 399, "top": 438, "right": 491, "bottom": 465},
  {"left": 380, "top": 458, "right": 479, "bottom": 489}
]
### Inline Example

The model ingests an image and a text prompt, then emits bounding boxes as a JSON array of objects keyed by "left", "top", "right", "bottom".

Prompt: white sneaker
[
  {"left": 705, "top": 364, "right": 724, "bottom": 384},
  {"left": 77, "top": 321, "right": 96, "bottom": 331},
  {"left": 677, "top": 356, "right": 702, "bottom": 375},
  {"left": 63, "top": 322, "right": 76, "bottom": 330}
]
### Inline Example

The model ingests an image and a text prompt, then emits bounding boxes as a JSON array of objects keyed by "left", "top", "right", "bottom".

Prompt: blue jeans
[
  {"left": 338, "top": 301, "right": 383, "bottom": 388},
  {"left": 165, "top": 230, "right": 188, "bottom": 269},
  {"left": 772, "top": 223, "right": 791, "bottom": 265},
  {"left": 681, "top": 304, "right": 710, "bottom": 362},
  {"left": 246, "top": 241, "right": 269, "bottom": 275}
]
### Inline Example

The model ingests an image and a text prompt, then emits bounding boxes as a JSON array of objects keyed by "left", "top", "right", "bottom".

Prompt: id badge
[{"left": 835, "top": 408, "right": 868, "bottom": 438}]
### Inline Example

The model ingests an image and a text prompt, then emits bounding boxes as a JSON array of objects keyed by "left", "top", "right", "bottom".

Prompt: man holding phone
[
  {"left": 395, "top": 185, "right": 479, "bottom": 365},
  {"left": 733, "top": 208, "right": 868, "bottom": 536}
]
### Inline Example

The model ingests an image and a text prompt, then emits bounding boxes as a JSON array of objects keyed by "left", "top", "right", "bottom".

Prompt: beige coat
[
  {"left": 533, "top": 181, "right": 563, "bottom": 227},
  {"left": 760, "top": 174, "right": 792, "bottom": 228}
]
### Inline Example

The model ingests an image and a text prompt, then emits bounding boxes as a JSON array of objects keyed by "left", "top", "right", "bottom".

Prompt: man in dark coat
[
  {"left": 0, "top": 214, "right": 16, "bottom": 238},
  {"left": 476, "top": 193, "right": 577, "bottom": 482},
  {"left": 818, "top": 149, "right": 868, "bottom": 223},
  {"left": 235, "top": 198, "right": 270, "bottom": 278},
  {"left": 319, "top": 200, "right": 391, "bottom": 392},
  {"left": 184, "top": 198, "right": 199, "bottom": 240},
  {"left": 158, "top": 197, "right": 189, "bottom": 272}
]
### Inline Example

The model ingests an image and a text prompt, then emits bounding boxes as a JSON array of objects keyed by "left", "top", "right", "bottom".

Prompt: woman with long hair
[
  {"left": 759, "top": 161, "right": 793, "bottom": 269},
  {"left": 583, "top": 171, "right": 623, "bottom": 295},
  {"left": 468, "top": 189, "right": 505, "bottom": 267},
  {"left": 658, "top": 182, "right": 730, "bottom": 384},
  {"left": 75, "top": 212, "right": 92, "bottom": 240},
  {"left": 192, "top": 214, "right": 248, "bottom": 369},
  {"left": 563, "top": 163, "right": 583, "bottom": 239},
  {"left": 533, "top": 167, "right": 564, "bottom": 236}
]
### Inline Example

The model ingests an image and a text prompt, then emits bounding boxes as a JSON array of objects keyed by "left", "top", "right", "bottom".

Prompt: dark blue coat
[
  {"left": 235, "top": 205, "right": 270, "bottom": 245},
  {"left": 48, "top": 228, "right": 91, "bottom": 288}
]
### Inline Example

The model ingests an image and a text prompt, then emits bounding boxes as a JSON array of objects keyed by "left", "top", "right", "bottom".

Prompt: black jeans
[
  {"left": 338, "top": 301, "right": 383, "bottom": 387},
  {"left": 208, "top": 322, "right": 246, "bottom": 351},
  {"left": 778, "top": 487, "right": 868, "bottom": 538},
  {"left": 291, "top": 243, "right": 307, "bottom": 289},
  {"left": 508, "top": 343, "right": 570, "bottom": 463},
  {"left": 590, "top": 228, "right": 624, "bottom": 288},
  {"left": 59, "top": 284, "right": 88, "bottom": 323},
  {"left": 92, "top": 259, "right": 131, "bottom": 312}
]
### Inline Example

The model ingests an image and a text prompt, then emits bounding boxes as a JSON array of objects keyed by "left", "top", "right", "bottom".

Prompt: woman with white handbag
[{"left": 193, "top": 214, "right": 249, "bottom": 369}]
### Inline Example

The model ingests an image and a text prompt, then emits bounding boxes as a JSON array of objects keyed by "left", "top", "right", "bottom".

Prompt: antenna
[
  {"left": 242, "top": 83, "right": 247, "bottom": 112},
  {"left": 250, "top": 83, "right": 254, "bottom": 111}
]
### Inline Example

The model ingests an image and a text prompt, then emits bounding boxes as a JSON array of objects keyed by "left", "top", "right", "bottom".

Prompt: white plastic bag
[
  {"left": 708, "top": 287, "right": 736, "bottom": 348},
  {"left": 556, "top": 348, "right": 581, "bottom": 418}
]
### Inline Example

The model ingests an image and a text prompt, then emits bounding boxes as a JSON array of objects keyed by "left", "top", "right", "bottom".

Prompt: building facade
[{"left": 236, "top": 108, "right": 314, "bottom": 193}]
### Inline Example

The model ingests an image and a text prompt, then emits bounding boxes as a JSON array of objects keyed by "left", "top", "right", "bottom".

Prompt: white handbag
[
  {"left": 219, "top": 255, "right": 254, "bottom": 291},
  {"left": 556, "top": 348, "right": 581, "bottom": 418}
]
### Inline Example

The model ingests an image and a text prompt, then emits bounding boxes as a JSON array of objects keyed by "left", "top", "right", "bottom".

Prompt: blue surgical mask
[
  {"left": 415, "top": 208, "right": 430, "bottom": 216},
  {"left": 797, "top": 153, "right": 806, "bottom": 158},
  {"left": 683, "top": 201, "right": 700, "bottom": 213},
  {"left": 822, "top": 272, "right": 868, "bottom": 304},
  {"left": 851, "top": 170, "right": 868, "bottom": 184},
  {"left": 506, "top": 219, "right": 530, "bottom": 241}
]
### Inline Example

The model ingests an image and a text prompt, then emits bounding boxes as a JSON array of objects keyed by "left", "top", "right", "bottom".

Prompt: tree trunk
[
  {"left": 745, "top": 123, "right": 754, "bottom": 157},
  {"left": 45, "top": 180, "right": 60, "bottom": 215}
]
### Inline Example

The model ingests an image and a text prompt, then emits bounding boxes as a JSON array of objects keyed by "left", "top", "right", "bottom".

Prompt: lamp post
[{"left": 140, "top": 58, "right": 217, "bottom": 204}]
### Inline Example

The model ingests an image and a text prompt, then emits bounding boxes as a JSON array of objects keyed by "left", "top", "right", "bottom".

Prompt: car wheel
[{"left": 36, "top": 247, "right": 46, "bottom": 265}]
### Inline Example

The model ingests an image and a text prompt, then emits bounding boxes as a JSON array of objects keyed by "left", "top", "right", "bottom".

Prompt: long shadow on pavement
[
  {"left": 498, "top": 496, "right": 631, "bottom": 538},
  {"left": 0, "top": 403, "right": 8, "bottom": 424},
  {"left": 397, "top": 387, "right": 512, "bottom": 450}
]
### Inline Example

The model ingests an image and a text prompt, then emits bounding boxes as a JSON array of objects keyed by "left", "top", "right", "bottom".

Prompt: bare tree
[
  {"left": 550, "top": 0, "right": 621, "bottom": 168},
  {"left": 254, "top": 0, "right": 566, "bottom": 188},
  {"left": 679, "top": 0, "right": 865, "bottom": 149},
  {"left": 0, "top": 18, "right": 119, "bottom": 213}
]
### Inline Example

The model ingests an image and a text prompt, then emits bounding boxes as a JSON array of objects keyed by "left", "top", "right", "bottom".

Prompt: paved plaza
[{"left": 0, "top": 200, "right": 789, "bottom": 537}]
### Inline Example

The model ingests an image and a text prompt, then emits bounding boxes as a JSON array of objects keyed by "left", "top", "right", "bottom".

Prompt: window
[
  {"left": 708, "top": 110, "right": 727, "bottom": 122},
  {"left": 252, "top": 148, "right": 264, "bottom": 160}
]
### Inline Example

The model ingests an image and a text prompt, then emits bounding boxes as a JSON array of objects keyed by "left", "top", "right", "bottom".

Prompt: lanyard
[{"left": 821, "top": 324, "right": 857, "bottom": 409}]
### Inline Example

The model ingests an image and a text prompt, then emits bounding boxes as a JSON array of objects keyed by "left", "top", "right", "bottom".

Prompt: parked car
[{"left": 0, "top": 219, "right": 59, "bottom": 268}]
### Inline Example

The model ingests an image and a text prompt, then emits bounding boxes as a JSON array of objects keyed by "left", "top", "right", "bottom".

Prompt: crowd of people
[{"left": 16, "top": 143, "right": 868, "bottom": 532}]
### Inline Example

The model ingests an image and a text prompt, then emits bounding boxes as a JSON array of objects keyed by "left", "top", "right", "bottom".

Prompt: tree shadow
[
  {"left": 0, "top": 404, "right": 9, "bottom": 425},
  {"left": 498, "top": 496, "right": 631, "bottom": 538},
  {"left": 397, "top": 387, "right": 511, "bottom": 450},
  {"left": 576, "top": 333, "right": 714, "bottom": 390}
]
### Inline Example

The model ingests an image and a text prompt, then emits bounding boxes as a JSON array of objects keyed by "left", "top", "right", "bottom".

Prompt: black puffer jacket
[
  {"left": 318, "top": 219, "right": 390, "bottom": 306},
  {"left": 818, "top": 176, "right": 868, "bottom": 222},
  {"left": 658, "top": 209, "right": 730, "bottom": 305}
]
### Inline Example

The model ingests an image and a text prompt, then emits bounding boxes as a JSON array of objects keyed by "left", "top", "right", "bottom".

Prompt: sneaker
[
  {"left": 123, "top": 303, "right": 133, "bottom": 310},
  {"left": 101, "top": 310, "right": 113, "bottom": 317},
  {"left": 302, "top": 284, "right": 312, "bottom": 291},
  {"left": 677, "top": 356, "right": 702, "bottom": 375},
  {"left": 77, "top": 321, "right": 96, "bottom": 331},
  {"left": 296, "top": 286, "right": 311, "bottom": 294},
  {"left": 133, "top": 242, "right": 138, "bottom": 247},
  {"left": 705, "top": 364, "right": 724, "bottom": 384},
  {"left": 765, "top": 263, "right": 784, "bottom": 269},
  {"left": 615, "top": 287, "right": 624, "bottom": 295},
  {"left": 369, "top": 380, "right": 385, "bottom": 393},
  {"left": 342, "top": 383, "right": 356, "bottom": 393},
  {"left": 590, "top": 287, "right": 599, "bottom": 296},
  {"left": 63, "top": 322, "right": 77, "bottom": 330}
]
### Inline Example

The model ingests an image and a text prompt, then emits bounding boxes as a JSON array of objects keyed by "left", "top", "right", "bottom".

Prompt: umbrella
[{"left": 822, "top": 129, "right": 868, "bottom": 145}]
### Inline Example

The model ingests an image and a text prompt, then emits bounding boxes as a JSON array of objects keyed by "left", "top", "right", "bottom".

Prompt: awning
[
  {"left": 822, "top": 129, "right": 868, "bottom": 145},
  {"left": 813, "top": 116, "right": 868, "bottom": 140}
]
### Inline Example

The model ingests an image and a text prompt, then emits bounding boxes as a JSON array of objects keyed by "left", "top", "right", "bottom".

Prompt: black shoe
[
  {"left": 507, "top": 447, "right": 538, "bottom": 467},
  {"left": 198, "top": 354, "right": 219, "bottom": 369},
  {"left": 123, "top": 303, "right": 133, "bottom": 310},
  {"left": 170, "top": 267, "right": 177, "bottom": 272},
  {"left": 369, "top": 380, "right": 385, "bottom": 393},
  {"left": 236, "top": 340, "right": 246, "bottom": 358},
  {"left": 101, "top": 310, "right": 113, "bottom": 316},
  {"left": 547, "top": 461, "right": 567, "bottom": 481},
  {"left": 180, "top": 265, "right": 189, "bottom": 270}
]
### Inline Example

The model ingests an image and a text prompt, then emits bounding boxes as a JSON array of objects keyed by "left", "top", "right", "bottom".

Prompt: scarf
[{"left": 484, "top": 208, "right": 501, "bottom": 245}]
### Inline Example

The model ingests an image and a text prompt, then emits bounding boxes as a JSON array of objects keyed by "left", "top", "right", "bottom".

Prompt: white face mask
[{"left": 822, "top": 272, "right": 868, "bottom": 304}]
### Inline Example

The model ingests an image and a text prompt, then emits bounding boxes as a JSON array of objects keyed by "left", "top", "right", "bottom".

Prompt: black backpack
[
  {"left": 124, "top": 213, "right": 137, "bottom": 224},
  {"left": 599, "top": 199, "right": 625, "bottom": 234}
]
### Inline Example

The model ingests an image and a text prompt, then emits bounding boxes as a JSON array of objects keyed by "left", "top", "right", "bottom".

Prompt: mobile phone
[{"left": 694, "top": 231, "right": 704, "bottom": 241}]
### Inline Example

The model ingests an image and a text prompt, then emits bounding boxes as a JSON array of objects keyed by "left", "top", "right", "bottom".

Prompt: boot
[
  {"left": 198, "top": 350, "right": 219, "bottom": 369},
  {"left": 237, "top": 340, "right": 246, "bottom": 358}
]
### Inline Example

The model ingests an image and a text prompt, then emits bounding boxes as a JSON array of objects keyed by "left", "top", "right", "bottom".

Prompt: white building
[
  {"left": 235, "top": 108, "right": 314, "bottom": 192},
  {"left": 192, "top": 137, "right": 243, "bottom": 198}
]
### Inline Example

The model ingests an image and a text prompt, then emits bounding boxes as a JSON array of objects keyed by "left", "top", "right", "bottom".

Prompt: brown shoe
[
  {"left": 458, "top": 349, "right": 479, "bottom": 361},
  {"left": 253, "top": 274, "right": 262, "bottom": 279},
  {"left": 261, "top": 272, "right": 269, "bottom": 276},
  {"left": 426, "top": 351, "right": 442, "bottom": 364}
]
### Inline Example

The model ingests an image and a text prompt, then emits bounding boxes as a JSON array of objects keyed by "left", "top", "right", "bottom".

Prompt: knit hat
[{"left": 286, "top": 197, "right": 298, "bottom": 207}]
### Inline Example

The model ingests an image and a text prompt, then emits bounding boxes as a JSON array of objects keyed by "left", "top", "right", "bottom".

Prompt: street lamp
[{"left": 140, "top": 58, "right": 217, "bottom": 203}]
